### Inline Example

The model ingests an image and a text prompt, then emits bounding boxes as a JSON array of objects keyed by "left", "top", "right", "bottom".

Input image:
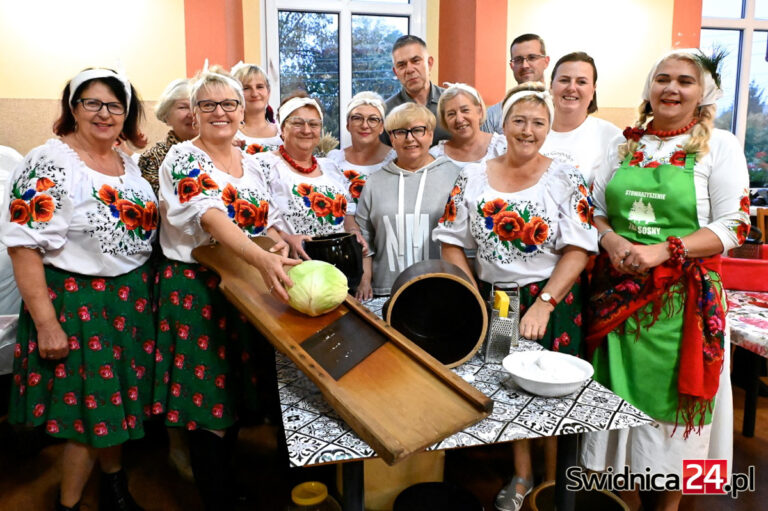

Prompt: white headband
[
  {"left": 501, "top": 90, "right": 554, "bottom": 127},
  {"left": 279, "top": 97, "right": 323, "bottom": 125},
  {"left": 345, "top": 92, "right": 385, "bottom": 119},
  {"left": 69, "top": 69, "right": 132, "bottom": 115},
  {"left": 641, "top": 48, "right": 723, "bottom": 107},
  {"left": 443, "top": 82, "right": 484, "bottom": 106}
]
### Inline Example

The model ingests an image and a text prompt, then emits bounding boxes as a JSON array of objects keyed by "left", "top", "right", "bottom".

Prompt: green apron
[{"left": 593, "top": 152, "right": 715, "bottom": 423}]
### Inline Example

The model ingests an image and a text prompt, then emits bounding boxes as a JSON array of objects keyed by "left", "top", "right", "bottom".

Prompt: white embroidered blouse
[
  {"left": 158, "top": 141, "right": 277, "bottom": 264},
  {"left": 253, "top": 152, "right": 352, "bottom": 236},
  {"left": 326, "top": 147, "right": 396, "bottom": 206},
  {"left": 0, "top": 139, "right": 157, "bottom": 276},
  {"left": 432, "top": 159, "right": 598, "bottom": 287}
]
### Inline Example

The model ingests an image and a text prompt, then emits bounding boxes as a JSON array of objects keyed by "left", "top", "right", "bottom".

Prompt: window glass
[
  {"left": 351, "top": 15, "right": 408, "bottom": 100},
  {"left": 702, "top": 0, "right": 743, "bottom": 18},
  {"left": 756, "top": 0, "right": 768, "bottom": 19},
  {"left": 278, "top": 11, "right": 341, "bottom": 139},
  {"left": 746, "top": 31, "right": 768, "bottom": 187},
  {"left": 700, "top": 28, "right": 742, "bottom": 132}
]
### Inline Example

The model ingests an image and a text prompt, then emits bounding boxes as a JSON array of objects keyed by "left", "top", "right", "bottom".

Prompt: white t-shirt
[
  {"left": 432, "top": 159, "right": 598, "bottom": 287},
  {"left": 326, "top": 147, "right": 396, "bottom": 205},
  {"left": 540, "top": 116, "right": 622, "bottom": 185},
  {"left": 591, "top": 129, "right": 750, "bottom": 252},
  {"left": 429, "top": 132, "right": 507, "bottom": 169},
  {"left": 254, "top": 152, "right": 352, "bottom": 236},
  {"left": 159, "top": 141, "right": 277, "bottom": 264},
  {"left": 0, "top": 139, "right": 157, "bottom": 276}
]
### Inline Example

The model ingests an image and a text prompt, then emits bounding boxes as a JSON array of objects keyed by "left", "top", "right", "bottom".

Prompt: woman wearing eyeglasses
[
  {"left": 1, "top": 68, "right": 154, "bottom": 511},
  {"left": 430, "top": 83, "right": 506, "bottom": 168},
  {"left": 327, "top": 91, "right": 395, "bottom": 205},
  {"left": 155, "top": 68, "right": 295, "bottom": 511},
  {"left": 254, "top": 92, "right": 362, "bottom": 260},
  {"left": 231, "top": 62, "right": 282, "bottom": 155},
  {"left": 355, "top": 102, "right": 461, "bottom": 297}
]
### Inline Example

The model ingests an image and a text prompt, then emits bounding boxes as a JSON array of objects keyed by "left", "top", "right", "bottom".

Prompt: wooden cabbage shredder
[{"left": 192, "top": 239, "right": 493, "bottom": 465}]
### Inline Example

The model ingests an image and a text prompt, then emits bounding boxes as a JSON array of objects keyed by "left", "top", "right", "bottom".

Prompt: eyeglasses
[
  {"left": 349, "top": 114, "right": 382, "bottom": 127},
  {"left": 196, "top": 99, "right": 241, "bottom": 112},
  {"left": 511, "top": 54, "right": 546, "bottom": 66},
  {"left": 390, "top": 126, "right": 428, "bottom": 140},
  {"left": 286, "top": 117, "right": 323, "bottom": 131},
  {"left": 77, "top": 98, "right": 126, "bottom": 115}
]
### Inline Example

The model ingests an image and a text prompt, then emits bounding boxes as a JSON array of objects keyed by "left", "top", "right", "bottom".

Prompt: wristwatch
[{"left": 539, "top": 292, "right": 558, "bottom": 307}]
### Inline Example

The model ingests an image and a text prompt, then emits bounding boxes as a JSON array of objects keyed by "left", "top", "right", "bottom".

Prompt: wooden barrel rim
[{"left": 386, "top": 265, "right": 488, "bottom": 369}]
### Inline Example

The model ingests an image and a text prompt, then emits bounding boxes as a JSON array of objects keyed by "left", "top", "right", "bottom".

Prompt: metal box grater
[{"left": 483, "top": 283, "right": 520, "bottom": 363}]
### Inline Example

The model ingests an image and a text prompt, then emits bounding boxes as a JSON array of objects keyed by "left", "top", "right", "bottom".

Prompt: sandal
[{"left": 494, "top": 475, "right": 534, "bottom": 511}]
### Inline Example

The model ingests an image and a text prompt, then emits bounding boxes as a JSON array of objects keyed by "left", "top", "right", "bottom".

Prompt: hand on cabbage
[{"left": 286, "top": 260, "right": 348, "bottom": 316}]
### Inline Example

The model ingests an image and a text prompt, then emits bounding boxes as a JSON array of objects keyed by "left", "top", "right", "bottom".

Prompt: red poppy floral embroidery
[
  {"left": 292, "top": 183, "right": 346, "bottom": 225},
  {"left": 477, "top": 198, "right": 551, "bottom": 253},
  {"left": 93, "top": 184, "right": 157, "bottom": 240}
]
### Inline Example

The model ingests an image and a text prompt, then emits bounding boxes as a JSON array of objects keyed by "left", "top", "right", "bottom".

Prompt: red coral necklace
[
  {"left": 280, "top": 145, "right": 317, "bottom": 174},
  {"left": 645, "top": 118, "right": 698, "bottom": 138}
]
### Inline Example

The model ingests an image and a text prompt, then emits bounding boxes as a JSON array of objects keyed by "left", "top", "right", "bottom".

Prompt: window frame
[
  {"left": 702, "top": 0, "right": 768, "bottom": 142},
  {"left": 263, "top": 0, "right": 426, "bottom": 146}
]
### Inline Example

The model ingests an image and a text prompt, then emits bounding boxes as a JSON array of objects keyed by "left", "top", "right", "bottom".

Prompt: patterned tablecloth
[
  {"left": 727, "top": 290, "right": 768, "bottom": 358},
  {"left": 278, "top": 297, "right": 653, "bottom": 468}
]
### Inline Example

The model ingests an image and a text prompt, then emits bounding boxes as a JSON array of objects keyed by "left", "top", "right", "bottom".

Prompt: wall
[
  {"left": 0, "top": 0, "right": 186, "bottom": 154},
  {"left": 505, "top": 0, "right": 675, "bottom": 128}
]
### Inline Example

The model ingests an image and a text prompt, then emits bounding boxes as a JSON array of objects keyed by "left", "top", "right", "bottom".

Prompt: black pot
[{"left": 302, "top": 233, "right": 364, "bottom": 294}]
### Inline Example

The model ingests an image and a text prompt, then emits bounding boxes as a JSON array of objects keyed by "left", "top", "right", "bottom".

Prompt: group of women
[{"left": 0, "top": 45, "right": 750, "bottom": 511}]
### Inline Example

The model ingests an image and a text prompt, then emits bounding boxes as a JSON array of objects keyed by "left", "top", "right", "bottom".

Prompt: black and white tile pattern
[{"left": 278, "top": 297, "right": 653, "bottom": 467}]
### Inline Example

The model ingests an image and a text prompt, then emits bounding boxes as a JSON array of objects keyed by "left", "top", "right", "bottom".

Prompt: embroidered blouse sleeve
[
  {"left": 702, "top": 131, "right": 750, "bottom": 251},
  {"left": 431, "top": 165, "right": 478, "bottom": 249},
  {"left": 159, "top": 145, "right": 225, "bottom": 238},
  {"left": 0, "top": 144, "right": 74, "bottom": 252},
  {"left": 355, "top": 175, "right": 375, "bottom": 257},
  {"left": 548, "top": 163, "right": 598, "bottom": 253}
]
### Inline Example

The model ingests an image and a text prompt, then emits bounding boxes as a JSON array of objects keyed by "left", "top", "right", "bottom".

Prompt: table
[
  {"left": 277, "top": 297, "right": 654, "bottom": 510},
  {"left": 726, "top": 290, "right": 768, "bottom": 437}
]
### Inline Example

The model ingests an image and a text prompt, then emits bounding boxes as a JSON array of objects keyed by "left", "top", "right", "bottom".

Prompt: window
[
  {"left": 701, "top": 0, "right": 768, "bottom": 189},
  {"left": 264, "top": 0, "right": 425, "bottom": 147}
]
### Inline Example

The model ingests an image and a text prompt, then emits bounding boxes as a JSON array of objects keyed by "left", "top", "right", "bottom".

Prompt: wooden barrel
[{"left": 385, "top": 260, "right": 488, "bottom": 368}]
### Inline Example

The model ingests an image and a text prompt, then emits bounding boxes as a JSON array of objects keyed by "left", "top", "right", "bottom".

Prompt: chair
[{"left": 756, "top": 208, "right": 768, "bottom": 242}]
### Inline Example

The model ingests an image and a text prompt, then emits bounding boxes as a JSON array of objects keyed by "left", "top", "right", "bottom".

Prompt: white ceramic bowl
[{"left": 502, "top": 351, "right": 594, "bottom": 397}]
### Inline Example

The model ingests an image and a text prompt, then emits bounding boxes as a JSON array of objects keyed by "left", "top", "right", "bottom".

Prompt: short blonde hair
[
  {"left": 232, "top": 64, "right": 270, "bottom": 91},
  {"left": 437, "top": 85, "right": 487, "bottom": 128},
  {"left": 190, "top": 68, "right": 245, "bottom": 107},
  {"left": 155, "top": 78, "right": 191, "bottom": 123},
  {"left": 384, "top": 102, "right": 436, "bottom": 133}
]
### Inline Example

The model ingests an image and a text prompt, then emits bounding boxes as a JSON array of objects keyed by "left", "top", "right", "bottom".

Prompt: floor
[{"left": 0, "top": 378, "right": 765, "bottom": 510}]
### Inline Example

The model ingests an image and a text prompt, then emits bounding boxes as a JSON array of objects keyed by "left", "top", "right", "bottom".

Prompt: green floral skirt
[
  {"left": 8, "top": 263, "right": 156, "bottom": 448},
  {"left": 153, "top": 260, "right": 270, "bottom": 430}
]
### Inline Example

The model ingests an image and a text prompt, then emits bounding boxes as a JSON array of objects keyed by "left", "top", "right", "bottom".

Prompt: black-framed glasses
[
  {"left": 511, "top": 54, "right": 546, "bottom": 66},
  {"left": 349, "top": 114, "right": 382, "bottom": 127},
  {"left": 390, "top": 125, "right": 428, "bottom": 140},
  {"left": 196, "top": 99, "right": 241, "bottom": 112},
  {"left": 77, "top": 98, "right": 126, "bottom": 115},
  {"left": 286, "top": 117, "right": 323, "bottom": 131}
]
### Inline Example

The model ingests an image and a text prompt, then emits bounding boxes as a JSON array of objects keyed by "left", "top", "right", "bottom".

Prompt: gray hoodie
[{"left": 355, "top": 156, "right": 461, "bottom": 295}]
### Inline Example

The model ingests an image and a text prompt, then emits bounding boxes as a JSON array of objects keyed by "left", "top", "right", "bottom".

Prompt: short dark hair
[
  {"left": 510, "top": 33, "right": 546, "bottom": 57},
  {"left": 551, "top": 51, "right": 599, "bottom": 114},
  {"left": 53, "top": 71, "right": 146, "bottom": 148},
  {"left": 392, "top": 34, "right": 428, "bottom": 54}
]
